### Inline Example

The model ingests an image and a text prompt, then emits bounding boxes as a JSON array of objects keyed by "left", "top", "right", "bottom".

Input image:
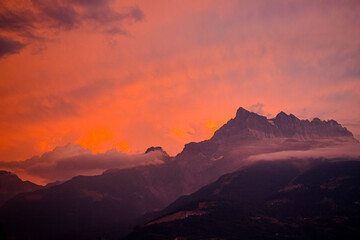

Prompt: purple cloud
[
  {"left": 0, "top": 143, "right": 167, "bottom": 183},
  {"left": 0, "top": 0, "right": 144, "bottom": 57},
  {"left": 0, "top": 35, "right": 25, "bottom": 57}
]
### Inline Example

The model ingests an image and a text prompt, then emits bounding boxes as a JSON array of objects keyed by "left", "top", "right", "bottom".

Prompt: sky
[{"left": 1, "top": 0, "right": 360, "bottom": 174}]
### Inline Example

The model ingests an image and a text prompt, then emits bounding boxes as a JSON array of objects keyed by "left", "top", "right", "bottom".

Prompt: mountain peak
[
  {"left": 213, "top": 107, "right": 356, "bottom": 142},
  {"left": 274, "top": 111, "right": 300, "bottom": 123},
  {"left": 289, "top": 114, "right": 299, "bottom": 120},
  {"left": 0, "top": 170, "right": 13, "bottom": 175},
  {"left": 145, "top": 146, "right": 170, "bottom": 160},
  {"left": 145, "top": 146, "right": 165, "bottom": 154},
  {"left": 235, "top": 107, "right": 251, "bottom": 119},
  {"left": 311, "top": 117, "right": 322, "bottom": 123},
  {"left": 275, "top": 111, "right": 289, "bottom": 119}
]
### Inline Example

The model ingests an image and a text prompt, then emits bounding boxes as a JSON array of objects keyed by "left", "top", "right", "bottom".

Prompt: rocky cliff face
[
  {"left": 180, "top": 107, "right": 356, "bottom": 161},
  {"left": 213, "top": 107, "right": 354, "bottom": 141},
  {"left": 173, "top": 107, "right": 357, "bottom": 195}
]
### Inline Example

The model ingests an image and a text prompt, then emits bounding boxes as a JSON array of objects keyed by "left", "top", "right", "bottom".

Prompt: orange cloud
[
  {"left": 116, "top": 141, "right": 130, "bottom": 152},
  {"left": 172, "top": 128, "right": 186, "bottom": 137},
  {"left": 38, "top": 141, "right": 55, "bottom": 152},
  {"left": 77, "top": 128, "right": 114, "bottom": 153},
  {"left": 0, "top": 0, "right": 359, "bottom": 165},
  {"left": 205, "top": 121, "right": 218, "bottom": 134}
]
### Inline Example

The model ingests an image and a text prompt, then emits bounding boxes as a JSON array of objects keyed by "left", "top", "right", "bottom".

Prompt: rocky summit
[{"left": 212, "top": 107, "right": 354, "bottom": 141}]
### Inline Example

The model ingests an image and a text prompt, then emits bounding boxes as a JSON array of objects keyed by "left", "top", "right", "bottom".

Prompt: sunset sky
[{"left": 1, "top": 0, "right": 360, "bottom": 167}]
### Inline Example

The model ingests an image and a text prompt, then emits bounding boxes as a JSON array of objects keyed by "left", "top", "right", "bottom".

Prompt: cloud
[
  {"left": 0, "top": 79, "right": 117, "bottom": 124},
  {"left": 31, "top": 0, "right": 144, "bottom": 29},
  {"left": 249, "top": 103, "right": 265, "bottom": 115},
  {"left": 76, "top": 128, "right": 114, "bottom": 153},
  {"left": 0, "top": 0, "right": 144, "bottom": 57},
  {"left": 0, "top": 94, "right": 78, "bottom": 123},
  {"left": 172, "top": 128, "right": 186, "bottom": 137},
  {"left": 246, "top": 142, "right": 360, "bottom": 162},
  {"left": 0, "top": 143, "right": 166, "bottom": 184},
  {"left": 116, "top": 141, "right": 130, "bottom": 152},
  {"left": 0, "top": 0, "right": 360, "bottom": 165},
  {"left": 0, "top": 35, "right": 26, "bottom": 57},
  {"left": 33, "top": 1, "right": 79, "bottom": 30}
]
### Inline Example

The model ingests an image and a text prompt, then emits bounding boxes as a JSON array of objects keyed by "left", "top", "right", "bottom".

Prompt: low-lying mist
[
  {"left": 246, "top": 142, "right": 360, "bottom": 162},
  {"left": 0, "top": 144, "right": 166, "bottom": 184}
]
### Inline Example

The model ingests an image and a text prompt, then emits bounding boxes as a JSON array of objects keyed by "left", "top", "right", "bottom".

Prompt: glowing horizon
[{"left": 1, "top": 0, "right": 360, "bottom": 166}]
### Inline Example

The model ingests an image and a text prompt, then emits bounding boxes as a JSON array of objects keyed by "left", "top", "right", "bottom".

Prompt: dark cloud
[
  {"left": 35, "top": 3, "right": 79, "bottom": 30},
  {"left": 0, "top": 0, "right": 144, "bottom": 57},
  {"left": 128, "top": 6, "right": 145, "bottom": 22},
  {"left": 0, "top": 9, "right": 34, "bottom": 31},
  {"left": 106, "top": 27, "right": 128, "bottom": 35},
  {"left": 72, "top": 0, "right": 112, "bottom": 7},
  {"left": 30, "top": 0, "right": 144, "bottom": 30},
  {"left": 0, "top": 35, "right": 26, "bottom": 57},
  {"left": 0, "top": 143, "right": 166, "bottom": 183}
]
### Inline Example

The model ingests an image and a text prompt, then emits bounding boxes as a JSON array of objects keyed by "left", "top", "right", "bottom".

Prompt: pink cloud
[
  {"left": 0, "top": 143, "right": 167, "bottom": 184},
  {"left": 0, "top": 0, "right": 359, "bottom": 164}
]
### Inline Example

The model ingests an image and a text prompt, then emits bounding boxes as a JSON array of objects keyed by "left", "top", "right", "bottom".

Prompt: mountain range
[
  {"left": 0, "top": 107, "right": 358, "bottom": 239},
  {"left": 126, "top": 159, "right": 360, "bottom": 240}
]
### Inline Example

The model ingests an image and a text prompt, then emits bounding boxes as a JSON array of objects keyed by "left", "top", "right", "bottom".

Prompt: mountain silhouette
[
  {"left": 126, "top": 159, "right": 360, "bottom": 240},
  {"left": 0, "top": 171, "right": 42, "bottom": 206},
  {"left": 0, "top": 107, "right": 357, "bottom": 239}
]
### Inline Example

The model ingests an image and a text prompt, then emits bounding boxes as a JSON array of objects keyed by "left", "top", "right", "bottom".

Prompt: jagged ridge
[
  {"left": 213, "top": 107, "right": 354, "bottom": 141},
  {"left": 0, "top": 107, "right": 358, "bottom": 240}
]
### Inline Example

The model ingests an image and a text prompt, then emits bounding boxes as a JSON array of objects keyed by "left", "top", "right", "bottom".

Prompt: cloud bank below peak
[
  {"left": 0, "top": 143, "right": 166, "bottom": 184},
  {"left": 246, "top": 142, "right": 360, "bottom": 162}
]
